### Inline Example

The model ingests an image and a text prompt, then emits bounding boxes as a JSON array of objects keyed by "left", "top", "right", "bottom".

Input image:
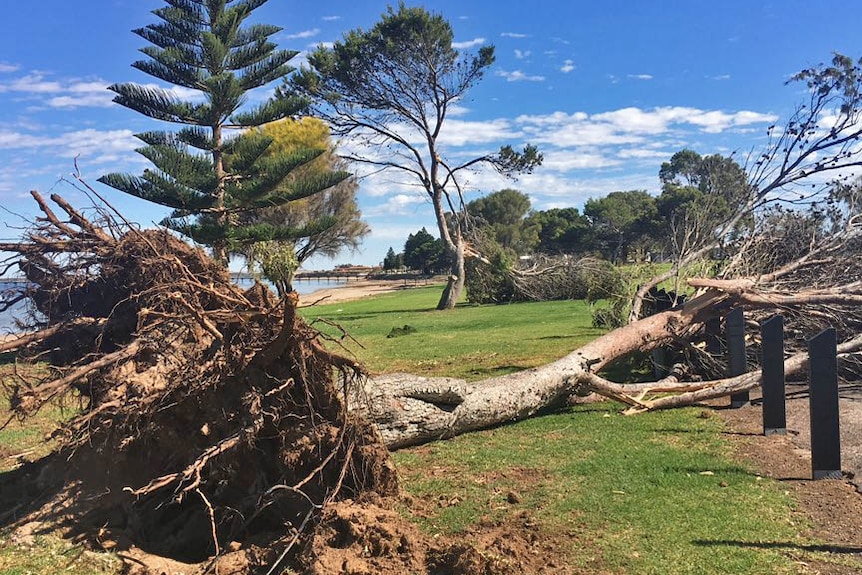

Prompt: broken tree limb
[
  {"left": 0, "top": 318, "right": 106, "bottom": 353},
  {"left": 583, "top": 332, "right": 862, "bottom": 414}
]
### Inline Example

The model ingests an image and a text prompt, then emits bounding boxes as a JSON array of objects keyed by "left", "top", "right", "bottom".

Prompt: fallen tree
[
  {"left": 0, "top": 186, "right": 860, "bottom": 573},
  {"left": 629, "top": 53, "right": 862, "bottom": 323},
  {"left": 362, "top": 212, "right": 862, "bottom": 447},
  {"left": 4, "top": 188, "right": 613, "bottom": 574}
]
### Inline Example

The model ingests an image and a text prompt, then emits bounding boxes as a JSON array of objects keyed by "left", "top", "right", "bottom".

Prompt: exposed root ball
[{"left": 0, "top": 192, "right": 396, "bottom": 570}]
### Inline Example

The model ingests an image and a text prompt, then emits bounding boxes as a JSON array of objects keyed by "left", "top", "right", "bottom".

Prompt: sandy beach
[{"left": 298, "top": 278, "right": 436, "bottom": 306}]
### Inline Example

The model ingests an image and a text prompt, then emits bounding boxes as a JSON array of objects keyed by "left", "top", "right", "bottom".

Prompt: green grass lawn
[
  {"left": 300, "top": 285, "right": 605, "bottom": 380},
  {"left": 394, "top": 404, "right": 803, "bottom": 574},
  {"left": 0, "top": 284, "right": 855, "bottom": 574}
]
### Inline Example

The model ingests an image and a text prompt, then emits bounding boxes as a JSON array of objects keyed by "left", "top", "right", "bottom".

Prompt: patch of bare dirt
[
  {"left": 719, "top": 399, "right": 862, "bottom": 575},
  {"left": 302, "top": 498, "right": 577, "bottom": 575}
]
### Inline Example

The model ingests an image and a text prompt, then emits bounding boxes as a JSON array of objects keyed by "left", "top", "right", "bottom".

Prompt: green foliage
[
  {"left": 656, "top": 149, "right": 751, "bottom": 256},
  {"left": 100, "top": 0, "right": 345, "bottom": 264},
  {"left": 383, "top": 247, "right": 403, "bottom": 270},
  {"left": 524, "top": 207, "right": 591, "bottom": 255},
  {"left": 464, "top": 239, "right": 517, "bottom": 304},
  {"left": 244, "top": 240, "right": 298, "bottom": 294},
  {"left": 403, "top": 228, "right": 450, "bottom": 274},
  {"left": 583, "top": 190, "right": 658, "bottom": 263},
  {"left": 295, "top": 4, "right": 495, "bottom": 113},
  {"left": 466, "top": 189, "right": 538, "bottom": 254},
  {"left": 238, "top": 117, "right": 368, "bottom": 273}
]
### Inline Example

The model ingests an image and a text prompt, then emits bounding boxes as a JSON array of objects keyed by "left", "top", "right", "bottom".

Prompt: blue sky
[{"left": 1, "top": 1, "right": 859, "bottom": 268}]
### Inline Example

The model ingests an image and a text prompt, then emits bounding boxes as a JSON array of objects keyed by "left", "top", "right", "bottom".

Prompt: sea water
[{"left": 0, "top": 278, "right": 347, "bottom": 333}]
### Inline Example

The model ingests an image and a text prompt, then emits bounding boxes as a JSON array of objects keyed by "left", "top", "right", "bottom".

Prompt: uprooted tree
[
  {"left": 0, "top": 190, "right": 397, "bottom": 572},
  {"left": 361, "top": 55, "right": 862, "bottom": 445},
  {"left": 628, "top": 53, "right": 862, "bottom": 323},
  {"left": 0, "top": 172, "right": 859, "bottom": 572}
]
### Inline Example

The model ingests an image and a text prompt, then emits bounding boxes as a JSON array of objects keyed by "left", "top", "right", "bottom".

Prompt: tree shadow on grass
[{"left": 694, "top": 539, "right": 862, "bottom": 554}]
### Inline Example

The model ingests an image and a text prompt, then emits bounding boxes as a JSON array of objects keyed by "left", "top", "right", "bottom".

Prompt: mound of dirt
[{"left": 303, "top": 499, "right": 575, "bottom": 575}]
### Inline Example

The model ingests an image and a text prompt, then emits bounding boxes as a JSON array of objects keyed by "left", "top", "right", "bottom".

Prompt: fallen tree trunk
[
  {"left": 358, "top": 278, "right": 862, "bottom": 448},
  {"left": 359, "top": 288, "right": 734, "bottom": 448}
]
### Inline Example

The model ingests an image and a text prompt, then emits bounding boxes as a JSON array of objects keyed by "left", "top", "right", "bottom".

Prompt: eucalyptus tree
[
  {"left": 292, "top": 4, "right": 541, "bottom": 309},
  {"left": 100, "top": 0, "right": 348, "bottom": 266}
]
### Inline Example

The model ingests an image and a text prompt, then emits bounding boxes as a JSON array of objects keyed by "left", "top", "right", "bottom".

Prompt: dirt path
[{"left": 719, "top": 393, "right": 862, "bottom": 575}]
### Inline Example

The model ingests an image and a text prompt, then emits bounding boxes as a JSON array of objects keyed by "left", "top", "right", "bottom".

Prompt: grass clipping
[{"left": 0, "top": 192, "right": 400, "bottom": 572}]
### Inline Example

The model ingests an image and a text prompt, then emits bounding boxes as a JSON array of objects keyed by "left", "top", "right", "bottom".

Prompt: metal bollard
[{"left": 808, "top": 328, "right": 841, "bottom": 480}]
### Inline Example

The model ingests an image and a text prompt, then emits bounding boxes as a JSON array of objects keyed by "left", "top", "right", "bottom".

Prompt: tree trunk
[
  {"left": 436, "top": 241, "right": 465, "bottom": 310},
  {"left": 359, "top": 280, "right": 862, "bottom": 449},
  {"left": 360, "top": 289, "right": 724, "bottom": 448}
]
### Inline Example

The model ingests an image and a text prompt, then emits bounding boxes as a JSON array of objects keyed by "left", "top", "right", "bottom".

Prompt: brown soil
[
  {"left": 718, "top": 399, "right": 862, "bottom": 575},
  {"left": 301, "top": 497, "right": 574, "bottom": 575}
]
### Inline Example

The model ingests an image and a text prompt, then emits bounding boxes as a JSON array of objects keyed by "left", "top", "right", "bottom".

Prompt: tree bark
[
  {"left": 437, "top": 241, "right": 465, "bottom": 310},
  {"left": 359, "top": 289, "right": 724, "bottom": 448},
  {"left": 359, "top": 278, "right": 862, "bottom": 449}
]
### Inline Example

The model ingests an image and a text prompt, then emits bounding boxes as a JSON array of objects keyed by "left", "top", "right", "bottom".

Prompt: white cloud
[
  {"left": 438, "top": 118, "right": 516, "bottom": 146},
  {"left": 0, "top": 128, "right": 138, "bottom": 160},
  {"left": 447, "top": 104, "right": 471, "bottom": 117},
  {"left": 628, "top": 74, "right": 654, "bottom": 80},
  {"left": 560, "top": 59, "right": 576, "bottom": 73},
  {"left": 0, "top": 72, "right": 205, "bottom": 109},
  {"left": 514, "top": 49, "right": 531, "bottom": 60},
  {"left": 522, "top": 171, "right": 660, "bottom": 207},
  {"left": 616, "top": 148, "right": 672, "bottom": 160},
  {"left": 452, "top": 37, "right": 486, "bottom": 49},
  {"left": 0, "top": 73, "right": 62, "bottom": 94},
  {"left": 515, "top": 106, "right": 778, "bottom": 148},
  {"left": 321, "top": 15, "right": 341, "bottom": 21},
  {"left": 47, "top": 93, "right": 113, "bottom": 108},
  {"left": 0, "top": 62, "right": 19, "bottom": 73},
  {"left": 365, "top": 194, "right": 427, "bottom": 217},
  {"left": 541, "top": 149, "right": 621, "bottom": 170},
  {"left": 710, "top": 74, "right": 731, "bottom": 81},
  {"left": 501, "top": 32, "right": 529, "bottom": 38},
  {"left": 285, "top": 28, "right": 320, "bottom": 40},
  {"left": 496, "top": 69, "right": 546, "bottom": 82}
]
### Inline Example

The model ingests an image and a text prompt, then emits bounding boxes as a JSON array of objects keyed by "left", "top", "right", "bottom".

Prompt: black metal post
[
  {"left": 808, "top": 328, "right": 841, "bottom": 480},
  {"left": 761, "top": 315, "right": 786, "bottom": 435},
  {"left": 726, "top": 307, "right": 748, "bottom": 407}
]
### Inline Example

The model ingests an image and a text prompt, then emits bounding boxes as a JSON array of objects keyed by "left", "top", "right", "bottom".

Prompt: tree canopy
[
  {"left": 403, "top": 228, "right": 450, "bottom": 275},
  {"left": 466, "top": 189, "right": 538, "bottom": 254},
  {"left": 524, "top": 207, "right": 592, "bottom": 255},
  {"left": 583, "top": 190, "right": 658, "bottom": 263}
]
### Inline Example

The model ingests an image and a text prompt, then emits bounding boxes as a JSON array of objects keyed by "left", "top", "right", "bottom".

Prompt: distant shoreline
[{"left": 298, "top": 277, "right": 439, "bottom": 306}]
